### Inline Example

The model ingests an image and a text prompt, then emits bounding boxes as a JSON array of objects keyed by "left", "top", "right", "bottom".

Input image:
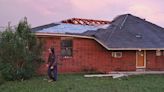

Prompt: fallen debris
[
  {"left": 84, "top": 71, "right": 164, "bottom": 79},
  {"left": 109, "top": 71, "right": 164, "bottom": 75},
  {"left": 84, "top": 74, "right": 128, "bottom": 79},
  {"left": 84, "top": 74, "right": 115, "bottom": 78},
  {"left": 112, "top": 74, "right": 126, "bottom": 79}
]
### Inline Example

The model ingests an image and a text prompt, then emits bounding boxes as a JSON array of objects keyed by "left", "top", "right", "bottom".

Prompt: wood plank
[
  {"left": 84, "top": 74, "right": 128, "bottom": 79},
  {"left": 112, "top": 74, "right": 126, "bottom": 79},
  {"left": 84, "top": 74, "right": 117, "bottom": 78},
  {"left": 84, "top": 71, "right": 164, "bottom": 78}
]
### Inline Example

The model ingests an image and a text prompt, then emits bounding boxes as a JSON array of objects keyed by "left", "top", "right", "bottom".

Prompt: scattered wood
[
  {"left": 84, "top": 74, "right": 128, "bottom": 79},
  {"left": 84, "top": 71, "right": 164, "bottom": 79},
  {"left": 84, "top": 74, "right": 115, "bottom": 78},
  {"left": 109, "top": 71, "right": 164, "bottom": 75},
  {"left": 112, "top": 74, "right": 127, "bottom": 79}
]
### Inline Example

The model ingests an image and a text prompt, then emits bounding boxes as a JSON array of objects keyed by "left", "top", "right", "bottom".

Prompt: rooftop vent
[{"left": 136, "top": 34, "right": 142, "bottom": 38}]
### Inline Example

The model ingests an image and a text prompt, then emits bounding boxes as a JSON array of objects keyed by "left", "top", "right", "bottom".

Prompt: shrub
[
  {"left": 0, "top": 72, "right": 5, "bottom": 85},
  {"left": 0, "top": 18, "right": 44, "bottom": 81}
]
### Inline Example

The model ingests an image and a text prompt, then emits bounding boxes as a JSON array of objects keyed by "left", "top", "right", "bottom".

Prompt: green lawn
[{"left": 0, "top": 74, "right": 164, "bottom": 92}]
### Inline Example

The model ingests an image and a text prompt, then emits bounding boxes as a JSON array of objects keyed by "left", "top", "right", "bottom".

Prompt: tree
[{"left": 0, "top": 18, "right": 44, "bottom": 81}]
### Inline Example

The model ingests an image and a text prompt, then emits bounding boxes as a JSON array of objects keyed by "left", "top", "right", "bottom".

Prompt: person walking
[{"left": 47, "top": 47, "right": 57, "bottom": 82}]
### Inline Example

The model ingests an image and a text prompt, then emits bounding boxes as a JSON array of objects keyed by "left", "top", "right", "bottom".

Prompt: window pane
[
  {"left": 61, "top": 48, "right": 72, "bottom": 57},
  {"left": 61, "top": 39, "right": 73, "bottom": 57},
  {"left": 66, "top": 48, "right": 72, "bottom": 56},
  {"left": 61, "top": 40, "right": 72, "bottom": 47},
  {"left": 61, "top": 49, "right": 67, "bottom": 56}
]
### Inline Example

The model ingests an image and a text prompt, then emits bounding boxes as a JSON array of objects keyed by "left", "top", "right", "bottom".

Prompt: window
[
  {"left": 156, "top": 50, "right": 162, "bottom": 56},
  {"left": 112, "top": 52, "right": 122, "bottom": 58},
  {"left": 61, "top": 39, "right": 73, "bottom": 57}
]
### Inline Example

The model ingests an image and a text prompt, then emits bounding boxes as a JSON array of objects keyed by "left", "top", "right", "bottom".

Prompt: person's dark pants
[{"left": 48, "top": 65, "right": 57, "bottom": 81}]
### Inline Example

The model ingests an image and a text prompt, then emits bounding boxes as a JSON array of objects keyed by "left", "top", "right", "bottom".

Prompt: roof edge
[
  {"left": 35, "top": 32, "right": 93, "bottom": 39},
  {"left": 35, "top": 32, "right": 109, "bottom": 49},
  {"left": 35, "top": 32, "right": 164, "bottom": 51}
]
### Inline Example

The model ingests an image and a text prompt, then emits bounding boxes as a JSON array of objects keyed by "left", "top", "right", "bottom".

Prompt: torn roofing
[
  {"left": 32, "top": 23, "right": 109, "bottom": 34},
  {"left": 31, "top": 23, "right": 59, "bottom": 32},
  {"left": 83, "top": 14, "right": 164, "bottom": 49}
]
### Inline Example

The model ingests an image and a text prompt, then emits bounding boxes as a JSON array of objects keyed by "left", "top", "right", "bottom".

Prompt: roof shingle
[{"left": 83, "top": 14, "right": 164, "bottom": 49}]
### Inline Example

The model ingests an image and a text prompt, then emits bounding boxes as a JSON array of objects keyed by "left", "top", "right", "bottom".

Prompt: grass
[{"left": 0, "top": 74, "right": 164, "bottom": 92}]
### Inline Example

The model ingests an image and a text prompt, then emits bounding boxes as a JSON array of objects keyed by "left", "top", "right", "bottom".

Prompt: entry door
[{"left": 136, "top": 51, "right": 146, "bottom": 68}]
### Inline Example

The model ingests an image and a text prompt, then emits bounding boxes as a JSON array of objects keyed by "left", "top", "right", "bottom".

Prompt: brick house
[{"left": 32, "top": 14, "right": 164, "bottom": 74}]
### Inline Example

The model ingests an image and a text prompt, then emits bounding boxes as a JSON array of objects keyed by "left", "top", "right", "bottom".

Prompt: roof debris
[{"left": 61, "top": 18, "right": 110, "bottom": 26}]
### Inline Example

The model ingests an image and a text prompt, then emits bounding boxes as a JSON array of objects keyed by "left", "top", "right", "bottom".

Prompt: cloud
[
  {"left": 0, "top": 0, "right": 75, "bottom": 27},
  {"left": 70, "top": 0, "right": 108, "bottom": 11},
  {"left": 0, "top": 0, "right": 164, "bottom": 27}
]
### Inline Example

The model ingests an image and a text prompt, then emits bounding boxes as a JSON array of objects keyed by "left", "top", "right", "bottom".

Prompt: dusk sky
[{"left": 0, "top": 0, "right": 164, "bottom": 27}]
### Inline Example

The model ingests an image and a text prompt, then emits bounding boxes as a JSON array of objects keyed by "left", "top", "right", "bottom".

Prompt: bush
[
  {"left": 0, "top": 18, "right": 44, "bottom": 81},
  {"left": 0, "top": 72, "right": 5, "bottom": 85}
]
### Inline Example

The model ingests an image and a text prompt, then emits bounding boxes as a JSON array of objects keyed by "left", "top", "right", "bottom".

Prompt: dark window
[{"left": 61, "top": 39, "right": 73, "bottom": 57}]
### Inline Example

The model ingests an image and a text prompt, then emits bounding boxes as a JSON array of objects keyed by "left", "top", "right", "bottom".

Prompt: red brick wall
[
  {"left": 146, "top": 51, "right": 164, "bottom": 70},
  {"left": 37, "top": 36, "right": 137, "bottom": 74},
  {"left": 37, "top": 36, "right": 164, "bottom": 75},
  {"left": 111, "top": 51, "right": 136, "bottom": 71}
]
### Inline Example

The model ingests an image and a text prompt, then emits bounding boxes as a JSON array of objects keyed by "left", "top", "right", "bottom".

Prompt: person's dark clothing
[
  {"left": 47, "top": 53, "right": 57, "bottom": 81},
  {"left": 48, "top": 53, "right": 56, "bottom": 66},
  {"left": 48, "top": 65, "right": 57, "bottom": 81}
]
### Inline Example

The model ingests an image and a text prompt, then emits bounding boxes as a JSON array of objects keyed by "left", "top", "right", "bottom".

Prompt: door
[{"left": 136, "top": 51, "right": 146, "bottom": 68}]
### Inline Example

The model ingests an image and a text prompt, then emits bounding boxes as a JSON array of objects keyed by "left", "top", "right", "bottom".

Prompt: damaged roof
[
  {"left": 32, "top": 23, "right": 109, "bottom": 33},
  {"left": 33, "top": 14, "right": 164, "bottom": 50},
  {"left": 83, "top": 14, "right": 164, "bottom": 49},
  {"left": 32, "top": 18, "right": 110, "bottom": 33}
]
